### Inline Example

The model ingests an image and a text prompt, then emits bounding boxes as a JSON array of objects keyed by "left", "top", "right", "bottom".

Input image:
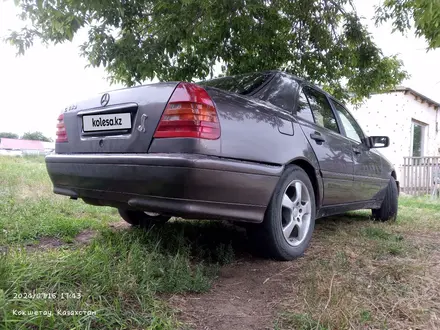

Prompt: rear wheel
[
  {"left": 372, "top": 177, "right": 398, "bottom": 221},
  {"left": 248, "top": 165, "right": 316, "bottom": 261},
  {"left": 118, "top": 209, "right": 170, "bottom": 227}
]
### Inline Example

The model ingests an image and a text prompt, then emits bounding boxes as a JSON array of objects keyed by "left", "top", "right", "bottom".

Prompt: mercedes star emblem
[{"left": 100, "top": 93, "right": 110, "bottom": 107}]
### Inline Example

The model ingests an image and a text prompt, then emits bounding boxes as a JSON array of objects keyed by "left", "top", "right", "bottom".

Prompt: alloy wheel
[{"left": 281, "top": 180, "right": 312, "bottom": 247}]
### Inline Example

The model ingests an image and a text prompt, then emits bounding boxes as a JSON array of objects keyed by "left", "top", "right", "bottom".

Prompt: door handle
[
  {"left": 310, "top": 132, "right": 325, "bottom": 144},
  {"left": 353, "top": 146, "right": 361, "bottom": 155}
]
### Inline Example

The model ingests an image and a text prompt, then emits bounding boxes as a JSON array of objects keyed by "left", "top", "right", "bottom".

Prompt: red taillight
[
  {"left": 56, "top": 113, "right": 68, "bottom": 143},
  {"left": 153, "top": 82, "right": 220, "bottom": 139}
]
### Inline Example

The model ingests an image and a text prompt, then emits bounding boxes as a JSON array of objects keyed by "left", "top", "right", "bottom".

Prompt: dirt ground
[{"left": 170, "top": 257, "right": 291, "bottom": 330}]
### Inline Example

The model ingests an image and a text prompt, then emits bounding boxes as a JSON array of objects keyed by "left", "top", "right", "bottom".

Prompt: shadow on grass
[
  {"left": 115, "top": 220, "right": 254, "bottom": 264},
  {"left": 116, "top": 211, "right": 373, "bottom": 263},
  {"left": 314, "top": 211, "right": 372, "bottom": 231}
]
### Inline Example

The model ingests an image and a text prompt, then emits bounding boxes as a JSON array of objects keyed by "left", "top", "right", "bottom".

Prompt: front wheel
[
  {"left": 118, "top": 209, "right": 170, "bottom": 227},
  {"left": 372, "top": 177, "right": 398, "bottom": 221},
  {"left": 248, "top": 165, "right": 316, "bottom": 261}
]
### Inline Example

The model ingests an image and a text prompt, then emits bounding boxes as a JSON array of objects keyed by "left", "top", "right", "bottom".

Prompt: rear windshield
[{"left": 198, "top": 72, "right": 274, "bottom": 95}]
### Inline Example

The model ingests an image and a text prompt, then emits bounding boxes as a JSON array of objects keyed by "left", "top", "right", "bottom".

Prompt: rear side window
[
  {"left": 295, "top": 90, "right": 315, "bottom": 122},
  {"left": 251, "top": 74, "right": 300, "bottom": 112},
  {"left": 198, "top": 72, "right": 274, "bottom": 95},
  {"left": 303, "top": 87, "right": 339, "bottom": 133}
]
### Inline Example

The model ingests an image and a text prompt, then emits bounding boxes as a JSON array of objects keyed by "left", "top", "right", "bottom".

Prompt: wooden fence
[{"left": 402, "top": 157, "right": 440, "bottom": 196}]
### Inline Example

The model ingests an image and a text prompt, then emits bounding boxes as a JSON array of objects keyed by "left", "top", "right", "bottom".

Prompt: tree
[
  {"left": 6, "top": 0, "right": 409, "bottom": 102},
  {"left": 21, "top": 132, "right": 53, "bottom": 142},
  {"left": 375, "top": 0, "right": 440, "bottom": 50},
  {"left": 0, "top": 132, "right": 19, "bottom": 139}
]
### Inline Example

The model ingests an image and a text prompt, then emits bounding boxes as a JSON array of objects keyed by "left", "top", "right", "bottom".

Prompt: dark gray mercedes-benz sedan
[{"left": 46, "top": 71, "right": 399, "bottom": 260}]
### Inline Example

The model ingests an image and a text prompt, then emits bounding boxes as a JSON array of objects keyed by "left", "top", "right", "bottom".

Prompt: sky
[{"left": 0, "top": 0, "right": 439, "bottom": 139}]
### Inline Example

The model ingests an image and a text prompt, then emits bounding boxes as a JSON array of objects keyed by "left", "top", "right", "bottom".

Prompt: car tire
[
  {"left": 372, "top": 177, "right": 398, "bottom": 222},
  {"left": 248, "top": 165, "right": 316, "bottom": 261},
  {"left": 118, "top": 209, "right": 170, "bottom": 227}
]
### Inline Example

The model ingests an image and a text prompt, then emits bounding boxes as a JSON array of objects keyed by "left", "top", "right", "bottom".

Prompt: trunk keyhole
[{"left": 99, "top": 139, "right": 104, "bottom": 148}]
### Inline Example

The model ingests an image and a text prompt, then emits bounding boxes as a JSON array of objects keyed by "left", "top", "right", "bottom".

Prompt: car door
[
  {"left": 330, "top": 99, "right": 388, "bottom": 201},
  {"left": 296, "top": 86, "right": 356, "bottom": 205}
]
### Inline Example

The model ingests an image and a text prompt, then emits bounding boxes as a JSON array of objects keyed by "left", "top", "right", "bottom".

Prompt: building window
[{"left": 411, "top": 120, "right": 426, "bottom": 157}]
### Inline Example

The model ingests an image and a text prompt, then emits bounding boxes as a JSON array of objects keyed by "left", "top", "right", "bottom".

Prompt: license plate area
[{"left": 82, "top": 113, "right": 132, "bottom": 132}]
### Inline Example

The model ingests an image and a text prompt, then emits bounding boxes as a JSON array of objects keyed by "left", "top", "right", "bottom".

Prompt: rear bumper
[{"left": 45, "top": 153, "right": 283, "bottom": 223}]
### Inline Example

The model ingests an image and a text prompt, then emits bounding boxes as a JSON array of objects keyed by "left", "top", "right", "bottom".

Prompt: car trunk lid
[{"left": 56, "top": 82, "right": 179, "bottom": 154}]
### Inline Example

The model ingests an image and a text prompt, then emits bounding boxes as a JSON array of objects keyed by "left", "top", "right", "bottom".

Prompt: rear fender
[{"left": 149, "top": 87, "right": 323, "bottom": 210}]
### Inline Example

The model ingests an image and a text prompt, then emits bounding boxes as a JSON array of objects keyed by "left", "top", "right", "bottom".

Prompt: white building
[
  {"left": 0, "top": 138, "right": 55, "bottom": 156},
  {"left": 351, "top": 87, "right": 440, "bottom": 187}
]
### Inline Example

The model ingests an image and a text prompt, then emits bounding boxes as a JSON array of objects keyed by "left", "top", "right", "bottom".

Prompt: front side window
[
  {"left": 331, "top": 101, "right": 363, "bottom": 143},
  {"left": 302, "top": 87, "right": 339, "bottom": 133}
]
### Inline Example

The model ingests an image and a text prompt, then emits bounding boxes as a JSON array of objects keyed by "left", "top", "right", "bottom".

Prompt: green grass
[
  {"left": 0, "top": 156, "right": 120, "bottom": 245},
  {"left": 396, "top": 196, "right": 440, "bottom": 231},
  {"left": 0, "top": 197, "right": 119, "bottom": 245},
  {"left": 0, "top": 229, "right": 218, "bottom": 329},
  {"left": 275, "top": 313, "right": 330, "bottom": 330},
  {"left": 0, "top": 156, "right": 235, "bottom": 329},
  {"left": 361, "top": 227, "right": 403, "bottom": 241},
  {"left": 399, "top": 196, "right": 440, "bottom": 211}
]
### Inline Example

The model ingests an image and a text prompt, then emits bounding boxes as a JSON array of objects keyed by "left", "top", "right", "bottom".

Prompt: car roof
[
  {"left": 265, "top": 70, "right": 335, "bottom": 99},
  {"left": 203, "top": 70, "right": 338, "bottom": 103}
]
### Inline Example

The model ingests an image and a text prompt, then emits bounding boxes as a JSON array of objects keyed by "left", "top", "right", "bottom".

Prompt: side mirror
[{"left": 367, "top": 136, "right": 390, "bottom": 148}]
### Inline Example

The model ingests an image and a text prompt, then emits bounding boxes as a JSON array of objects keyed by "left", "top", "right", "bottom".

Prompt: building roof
[
  {"left": 390, "top": 86, "right": 440, "bottom": 109},
  {"left": 0, "top": 138, "right": 45, "bottom": 151}
]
